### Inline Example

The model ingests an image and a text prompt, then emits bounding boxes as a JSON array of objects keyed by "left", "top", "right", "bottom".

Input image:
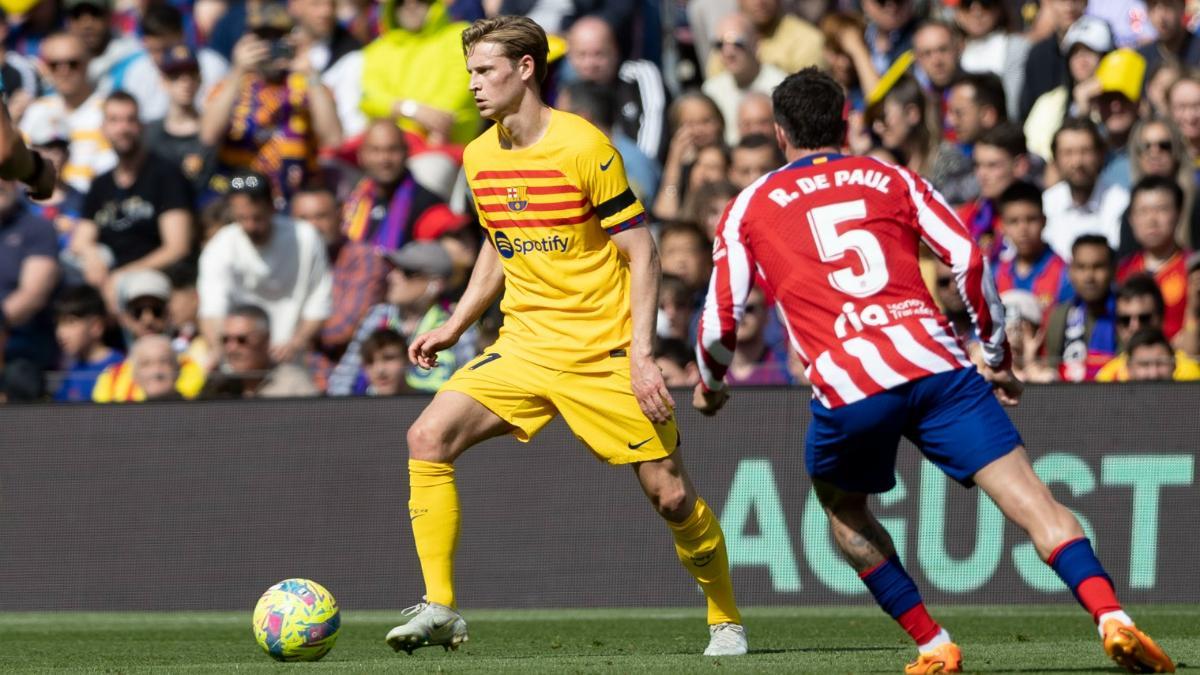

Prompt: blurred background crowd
[{"left": 2, "top": 0, "right": 1199, "bottom": 403}]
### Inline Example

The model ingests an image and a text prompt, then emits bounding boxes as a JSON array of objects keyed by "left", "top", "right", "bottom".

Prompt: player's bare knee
[
  {"left": 652, "top": 483, "right": 692, "bottom": 521},
  {"left": 406, "top": 420, "right": 453, "bottom": 462}
]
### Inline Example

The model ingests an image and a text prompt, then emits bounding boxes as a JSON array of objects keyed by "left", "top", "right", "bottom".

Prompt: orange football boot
[
  {"left": 904, "top": 642, "right": 962, "bottom": 674},
  {"left": 1102, "top": 619, "right": 1175, "bottom": 673}
]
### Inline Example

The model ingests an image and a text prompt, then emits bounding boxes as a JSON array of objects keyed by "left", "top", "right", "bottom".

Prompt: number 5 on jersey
[{"left": 808, "top": 199, "right": 889, "bottom": 298}]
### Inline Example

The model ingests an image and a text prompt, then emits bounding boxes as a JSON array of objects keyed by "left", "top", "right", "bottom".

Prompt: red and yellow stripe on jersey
[{"left": 464, "top": 109, "right": 646, "bottom": 373}]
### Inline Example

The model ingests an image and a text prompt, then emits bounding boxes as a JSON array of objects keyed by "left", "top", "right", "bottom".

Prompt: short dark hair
[
  {"left": 772, "top": 67, "right": 847, "bottom": 151},
  {"left": 562, "top": 81, "right": 616, "bottom": 130},
  {"left": 226, "top": 170, "right": 273, "bottom": 206},
  {"left": 1052, "top": 117, "right": 1104, "bottom": 159},
  {"left": 1126, "top": 327, "right": 1172, "bottom": 355},
  {"left": 954, "top": 72, "right": 1008, "bottom": 122},
  {"left": 56, "top": 284, "right": 108, "bottom": 319},
  {"left": 1071, "top": 234, "right": 1114, "bottom": 266},
  {"left": 996, "top": 181, "right": 1043, "bottom": 214},
  {"left": 734, "top": 133, "right": 785, "bottom": 164},
  {"left": 975, "top": 122, "right": 1027, "bottom": 157},
  {"left": 1130, "top": 174, "right": 1184, "bottom": 212},
  {"left": 653, "top": 337, "right": 695, "bottom": 369},
  {"left": 104, "top": 90, "right": 139, "bottom": 112},
  {"left": 141, "top": 3, "right": 184, "bottom": 38},
  {"left": 1117, "top": 273, "right": 1166, "bottom": 316},
  {"left": 227, "top": 304, "right": 271, "bottom": 335},
  {"left": 362, "top": 328, "right": 407, "bottom": 364}
]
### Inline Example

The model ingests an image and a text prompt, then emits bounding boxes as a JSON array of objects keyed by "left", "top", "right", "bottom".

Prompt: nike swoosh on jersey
[
  {"left": 600, "top": 154, "right": 615, "bottom": 171},
  {"left": 627, "top": 437, "right": 654, "bottom": 449}
]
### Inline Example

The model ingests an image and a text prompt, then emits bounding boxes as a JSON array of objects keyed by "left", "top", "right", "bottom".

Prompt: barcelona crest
[{"left": 506, "top": 186, "right": 528, "bottom": 212}]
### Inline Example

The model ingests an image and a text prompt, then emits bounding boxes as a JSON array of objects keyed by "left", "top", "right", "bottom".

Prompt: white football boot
[
  {"left": 385, "top": 598, "right": 469, "bottom": 654},
  {"left": 703, "top": 622, "right": 748, "bottom": 656}
]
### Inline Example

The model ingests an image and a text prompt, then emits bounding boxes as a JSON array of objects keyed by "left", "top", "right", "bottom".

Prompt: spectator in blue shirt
[{"left": 53, "top": 284, "right": 123, "bottom": 401}]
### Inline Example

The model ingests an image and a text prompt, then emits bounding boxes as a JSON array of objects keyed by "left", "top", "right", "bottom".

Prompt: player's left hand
[
  {"left": 692, "top": 382, "right": 729, "bottom": 416},
  {"left": 631, "top": 354, "right": 675, "bottom": 424}
]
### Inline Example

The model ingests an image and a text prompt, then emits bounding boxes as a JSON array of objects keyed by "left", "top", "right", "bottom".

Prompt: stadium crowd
[{"left": 2, "top": 0, "right": 1199, "bottom": 403}]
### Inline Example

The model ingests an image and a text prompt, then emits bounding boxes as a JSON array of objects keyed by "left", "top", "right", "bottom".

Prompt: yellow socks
[
  {"left": 408, "top": 459, "right": 459, "bottom": 608},
  {"left": 668, "top": 498, "right": 742, "bottom": 625}
]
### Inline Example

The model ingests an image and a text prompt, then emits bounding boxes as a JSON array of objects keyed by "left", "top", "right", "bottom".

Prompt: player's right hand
[
  {"left": 26, "top": 150, "right": 55, "bottom": 201},
  {"left": 980, "top": 366, "right": 1024, "bottom": 407},
  {"left": 692, "top": 382, "right": 729, "bottom": 417},
  {"left": 408, "top": 325, "right": 459, "bottom": 370}
]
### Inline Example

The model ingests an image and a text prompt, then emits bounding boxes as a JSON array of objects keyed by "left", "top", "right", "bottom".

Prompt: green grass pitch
[{"left": 3, "top": 605, "right": 1195, "bottom": 673}]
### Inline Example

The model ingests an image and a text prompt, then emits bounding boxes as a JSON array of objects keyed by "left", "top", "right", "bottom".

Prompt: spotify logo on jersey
[
  {"left": 492, "top": 230, "right": 570, "bottom": 259},
  {"left": 494, "top": 231, "right": 516, "bottom": 258}
]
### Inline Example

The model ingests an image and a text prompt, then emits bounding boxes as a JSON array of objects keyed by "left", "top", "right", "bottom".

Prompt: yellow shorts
[{"left": 441, "top": 349, "right": 679, "bottom": 465}]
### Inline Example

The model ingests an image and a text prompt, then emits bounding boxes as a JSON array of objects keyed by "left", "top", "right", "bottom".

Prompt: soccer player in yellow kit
[{"left": 384, "top": 16, "right": 745, "bottom": 657}]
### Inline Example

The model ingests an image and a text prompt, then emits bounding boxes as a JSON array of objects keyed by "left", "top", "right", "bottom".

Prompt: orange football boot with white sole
[
  {"left": 904, "top": 642, "right": 962, "bottom": 674},
  {"left": 1102, "top": 619, "right": 1175, "bottom": 673}
]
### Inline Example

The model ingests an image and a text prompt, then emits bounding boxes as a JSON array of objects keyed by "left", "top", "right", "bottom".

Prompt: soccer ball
[{"left": 252, "top": 578, "right": 341, "bottom": 661}]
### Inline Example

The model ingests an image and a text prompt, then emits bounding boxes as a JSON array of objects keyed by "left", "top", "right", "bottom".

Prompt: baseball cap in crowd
[
  {"left": 384, "top": 241, "right": 453, "bottom": 279},
  {"left": 1096, "top": 48, "right": 1146, "bottom": 104},
  {"left": 1001, "top": 290, "right": 1043, "bottom": 328},
  {"left": 160, "top": 44, "right": 200, "bottom": 75},
  {"left": 118, "top": 269, "right": 172, "bottom": 313},
  {"left": 26, "top": 117, "right": 69, "bottom": 147},
  {"left": 1063, "top": 15, "right": 1113, "bottom": 55}
]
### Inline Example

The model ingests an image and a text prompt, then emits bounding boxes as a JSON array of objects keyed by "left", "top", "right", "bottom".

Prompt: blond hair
[{"left": 461, "top": 16, "right": 549, "bottom": 86}]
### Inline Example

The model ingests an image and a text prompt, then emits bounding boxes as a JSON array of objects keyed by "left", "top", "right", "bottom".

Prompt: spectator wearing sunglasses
[
  {"left": 703, "top": 13, "right": 785, "bottom": 147},
  {"left": 63, "top": 0, "right": 140, "bottom": 86},
  {"left": 1124, "top": 117, "right": 1196, "bottom": 256},
  {"left": 197, "top": 170, "right": 332, "bottom": 370},
  {"left": 1096, "top": 273, "right": 1200, "bottom": 381},
  {"left": 92, "top": 268, "right": 206, "bottom": 401},
  {"left": 704, "top": 0, "right": 823, "bottom": 84},
  {"left": 202, "top": 303, "right": 319, "bottom": 398},
  {"left": 21, "top": 33, "right": 115, "bottom": 193}
]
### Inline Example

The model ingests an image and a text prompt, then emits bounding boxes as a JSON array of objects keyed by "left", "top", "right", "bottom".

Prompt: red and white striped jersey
[{"left": 696, "top": 153, "right": 1010, "bottom": 408}]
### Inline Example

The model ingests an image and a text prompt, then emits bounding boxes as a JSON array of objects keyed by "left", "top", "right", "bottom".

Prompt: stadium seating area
[{"left": 2, "top": 0, "right": 1199, "bottom": 403}]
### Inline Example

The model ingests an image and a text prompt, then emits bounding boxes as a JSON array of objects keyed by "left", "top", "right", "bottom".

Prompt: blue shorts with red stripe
[{"left": 805, "top": 367, "right": 1023, "bottom": 494}]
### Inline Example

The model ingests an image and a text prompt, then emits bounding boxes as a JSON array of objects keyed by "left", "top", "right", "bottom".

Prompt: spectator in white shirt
[
  {"left": 198, "top": 171, "right": 331, "bottom": 367},
  {"left": 20, "top": 33, "right": 115, "bottom": 192},
  {"left": 702, "top": 12, "right": 785, "bottom": 146},
  {"left": 1042, "top": 117, "right": 1130, "bottom": 259}
]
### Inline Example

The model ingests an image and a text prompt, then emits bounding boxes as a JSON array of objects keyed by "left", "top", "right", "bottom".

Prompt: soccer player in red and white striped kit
[{"left": 693, "top": 67, "right": 1175, "bottom": 674}]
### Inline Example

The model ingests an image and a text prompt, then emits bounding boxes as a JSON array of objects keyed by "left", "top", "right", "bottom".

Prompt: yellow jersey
[
  {"left": 92, "top": 356, "right": 206, "bottom": 402},
  {"left": 464, "top": 109, "right": 647, "bottom": 372}
]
